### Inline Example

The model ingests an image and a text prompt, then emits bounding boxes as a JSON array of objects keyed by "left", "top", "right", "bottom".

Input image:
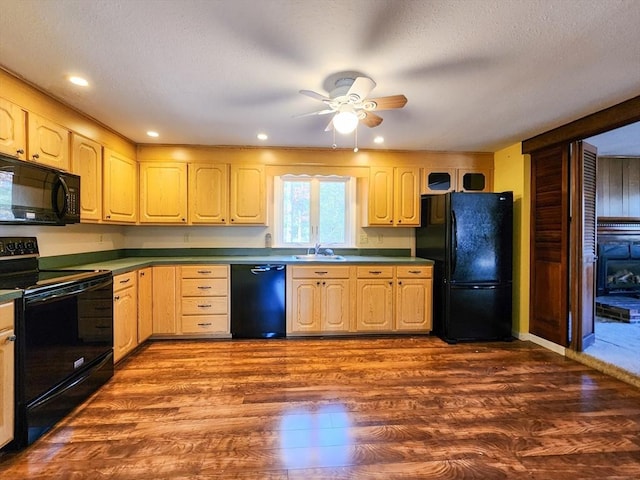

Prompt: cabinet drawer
[
  {"left": 181, "top": 265, "right": 228, "bottom": 279},
  {"left": 181, "top": 278, "right": 228, "bottom": 296},
  {"left": 0, "top": 301, "right": 14, "bottom": 331},
  {"left": 396, "top": 265, "right": 433, "bottom": 278},
  {"left": 181, "top": 315, "right": 228, "bottom": 334},
  {"left": 114, "top": 271, "right": 137, "bottom": 292},
  {"left": 181, "top": 297, "right": 227, "bottom": 315},
  {"left": 291, "top": 266, "right": 351, "bottom": 279},
  {"left": 356, "top": 266, "right": 394, "bottom": 278}
]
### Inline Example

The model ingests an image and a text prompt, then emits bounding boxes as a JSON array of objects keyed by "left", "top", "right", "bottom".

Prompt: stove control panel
[{"left": 0, "top": 237, "right": 39, "bottom": 257}]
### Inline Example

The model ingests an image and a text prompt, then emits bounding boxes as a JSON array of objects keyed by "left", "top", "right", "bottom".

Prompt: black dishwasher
[{"left": 231, "top": 264, "right": 286, "bottom": 338}]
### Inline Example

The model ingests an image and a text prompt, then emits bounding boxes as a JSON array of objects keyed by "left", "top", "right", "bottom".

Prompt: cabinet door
[
  {"left": 139, "top": 162, "right": 187, "bottom": 223},
  {"left": 356, "top": 279, "right": 394, "bottom": 331},
  {"left": 395, "top": 278, "right": 432, "bottom": 331},
  {"left": 422, "top": 168, "right": 457, "bottom": 194},
  {"left": 103, "top": 148, "right": 138, "bottom": 223},
  {"left": 290, "top": 279, "right": 321, "bottom": 333},
  {"left": 113, "top": 285, "right": 137, "bottom": 363},
  {"left": 138, "top": 268, "right": 153, "bottom": 343},
  {"left": 367, "top": 167, "right": 394, "bottom": 225},
  {"left": 0, "top": 302, "right": 15, "bottom": 449},
  {"left": 188, "top": 163, "right": 229, "bottom": 224},
  {"left": 457, "top": 168, "right": 493, "bottom": 192},
  {"left": 27, "top": 112, "right": 70, "bottom": 171},
  {"left": 321, "top": 279, "right": 350, "bottom": 332},
  {"left": 0, "top": 97, "right": 26, "bottom": 158},
  {"left": 152, "top": 266, "right": 177, "bottom": 334},
  {"left": 229, "top": 164, "right": 265, "bottom": 224},
  {"left": 393, "top": 167, "right": 420, "bottom": 226},
  {"left": 71, "top": 133, "right": 102, "bottom": 222}
]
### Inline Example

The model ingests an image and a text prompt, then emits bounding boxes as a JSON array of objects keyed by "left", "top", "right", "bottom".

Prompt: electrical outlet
[
  {"left": 359, "top": 232, "right": 368, "bottom": 244},
  {"left": 377, "top": 233, "right": 383, "bottom": 244},
  {"left": 184, "top": 233, "right": 190, "bottom": 243}
]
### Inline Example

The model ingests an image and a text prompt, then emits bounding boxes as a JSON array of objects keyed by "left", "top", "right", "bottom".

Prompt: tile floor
[{"left": 583, "top": 300, "right": 640, "bottom": 377}]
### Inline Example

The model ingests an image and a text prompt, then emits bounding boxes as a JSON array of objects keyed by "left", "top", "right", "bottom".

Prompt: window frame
[{"left": 273, "top": 174, "right": 356, "bottom": 248}]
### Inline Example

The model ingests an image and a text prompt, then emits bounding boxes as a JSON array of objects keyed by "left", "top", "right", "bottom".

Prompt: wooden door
[
  {"left": 229, "top": 164, "right": 265, "bottom": 224},
  {"left": 290, "top": 279, "right": 321, "bottom": 333},
  {"left": 571, "top": 141, "right": 598, "bottom": 351},
  {"left": 188, "top": 163, "right": 229, "bottom": 224},
  {"left": 356, "top": 279, "right": 394, "bottom": 331},
  {"left": 137, "top": 268, "right": 153, "bottom": 343},
  {"left": 27, "top": 113, "right": 70, "bottom": 170},
  {"left": 71, "top": 134, "right": 102, "bottom": 222},
  {"left": 393, "top": 167, "right": 420, "bottom": 226},
  {"left": 103, "top": 148, "right": 137, "bottom": 223},
  {"left": 0, "top": 97, "right": 26, "bottom": 158},
  {"left": 530, "top": 145, "right": 570, "bottom": 346},
  {"left": 321, "top": 279, "right": 350, "bottom": 332},
  {"left": 367, "top": 167, "right": 394, "bottom": 225}
]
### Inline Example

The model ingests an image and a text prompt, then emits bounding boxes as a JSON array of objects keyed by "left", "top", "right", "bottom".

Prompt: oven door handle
[{"left": 25, "top": 279, "right": 112, "bottom": 306}]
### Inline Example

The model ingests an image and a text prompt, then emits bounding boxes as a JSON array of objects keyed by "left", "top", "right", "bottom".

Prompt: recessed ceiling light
[
  {"left": 146, "top": 131, "right": 159, "bottom": 138},
  {"left": 69, "top": 76, "right": 89, "bottom": 87},
  {"left": 257, "top": 133, "right": 268, "bottom": 141},
  {"left": 374, "top": 136, "right": 384, "bottom": 144}
]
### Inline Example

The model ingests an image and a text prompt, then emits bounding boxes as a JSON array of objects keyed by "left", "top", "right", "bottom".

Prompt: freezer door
[
  {"left": 444, "top": 284, "right": 512, "bottom": 342},
  {"left": 447, "top": 192, "right": 513, "bottom": 284}
]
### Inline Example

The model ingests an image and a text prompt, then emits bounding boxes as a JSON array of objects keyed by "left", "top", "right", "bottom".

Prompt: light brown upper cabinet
[
  {"left": 27, "top": 112, "right": 70, "bottom": 171},
  {"left": 366, "top": 166, "right": 420, "bottom": 226},
  {"left": 103, "top": 148, "right": 138, "bottom": 223},
  {"left": 71, "top": 133, "right": 103, "bottom": 222},
  {"left": 0, "top": 97, "right": 26, "bottom": 159},
  {"left": 422, "top": 167, "right": 493, "bottom": 194},
  {"left": 139, "top": 162, "right": 188, "bottom": 224},
  {"left": 188, "top": 163, "right": 229, "bottom": 224},
  {"left": 229, "top": 164, "right": 266, "bottom": 224}
]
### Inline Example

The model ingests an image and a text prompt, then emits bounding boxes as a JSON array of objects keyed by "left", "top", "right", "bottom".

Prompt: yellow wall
[{"left": 493, "top": 143, "right": 530, "bottom": 336}]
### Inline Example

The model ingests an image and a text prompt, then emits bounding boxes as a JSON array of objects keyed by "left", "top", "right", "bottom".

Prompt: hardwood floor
[{"left": 1, "top": 336, "right": 640, "bottom": 479}]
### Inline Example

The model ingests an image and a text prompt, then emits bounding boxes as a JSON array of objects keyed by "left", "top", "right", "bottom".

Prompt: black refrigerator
[{"left": 416, "top": 192, "right": 513, "bottom": 343}]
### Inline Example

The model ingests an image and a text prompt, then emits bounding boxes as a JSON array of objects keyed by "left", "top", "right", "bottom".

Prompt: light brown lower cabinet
[
  {"left": 288, "top": 266, "right": 352, "bottom": 334},
  {"left": 137, "top": 268, "right": 153, "bottom": 343},
  {"left": 113, "top": 271, "right": 138, "bottom": 363},
  {"left": 151, "top": 265, "right": 230, "bottom": 338},
  {"left": 0, "top": 301, "right": 15, "bottom": 449}
]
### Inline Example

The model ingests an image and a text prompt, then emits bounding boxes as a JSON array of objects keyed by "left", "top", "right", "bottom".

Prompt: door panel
[{"left": 530, "top": 145, "right": 569, "bottom": 346}]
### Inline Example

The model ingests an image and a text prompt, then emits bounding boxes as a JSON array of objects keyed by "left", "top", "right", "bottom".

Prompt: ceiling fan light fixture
[{"left": 333, "top": 109, "right": 359, "bottom": 134}]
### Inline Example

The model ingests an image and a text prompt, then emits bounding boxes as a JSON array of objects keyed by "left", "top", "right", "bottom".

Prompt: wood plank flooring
[{"left": 1, "top": 336, "right": 640, "bottom": 479}]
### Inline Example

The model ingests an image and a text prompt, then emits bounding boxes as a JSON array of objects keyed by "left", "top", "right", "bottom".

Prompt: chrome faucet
[{"left": 307, "top": 243, "right": 321, "bottom": 255}]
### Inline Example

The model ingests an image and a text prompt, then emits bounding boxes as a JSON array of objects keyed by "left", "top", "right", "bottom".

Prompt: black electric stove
[{"left": 0, "top": 236, "right": 114, "bottom": 451}]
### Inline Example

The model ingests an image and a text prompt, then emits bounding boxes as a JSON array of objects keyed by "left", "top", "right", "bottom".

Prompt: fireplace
[{"left": 597, "top": 241, "right": 640, "bottom": 295}]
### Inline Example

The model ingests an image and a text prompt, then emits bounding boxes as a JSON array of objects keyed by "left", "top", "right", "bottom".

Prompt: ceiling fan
[{"left": 298, "top": 74, "right": 407, "bottom": 134}]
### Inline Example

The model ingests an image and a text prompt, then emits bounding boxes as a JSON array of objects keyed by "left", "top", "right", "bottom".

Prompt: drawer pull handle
[
  {"left": 408, "top": 270, "right": 422, "bottom": 274},
  {"left": 197, "top": 270, "right": 212, "bottom": 274},
  {"left": 314, "top": 271, "right": 328, "bottom": 275},
  {"left": 197, "top": 322, "right": 212, "bottom": 327},
  {"left": 197, "top": 286, "right": 212, "bottom": 290},
  {"left": 197, "top": 304, "right": 212, "bottom": 308},
  {"left": 119, "top": 278, "right": 130, "bottom": 284},
  {"left": 369, "top": 271, "right": 382, "bottom": 274}
]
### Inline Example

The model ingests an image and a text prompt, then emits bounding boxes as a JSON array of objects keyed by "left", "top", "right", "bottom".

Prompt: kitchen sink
[{"left": 293, "top": 254, "right": 346, "bottom": 261}]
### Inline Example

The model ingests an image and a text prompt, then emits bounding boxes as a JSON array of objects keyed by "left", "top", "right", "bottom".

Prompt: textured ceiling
[{"left": 0, "top": 0, "right": 639, "bottom": 153}]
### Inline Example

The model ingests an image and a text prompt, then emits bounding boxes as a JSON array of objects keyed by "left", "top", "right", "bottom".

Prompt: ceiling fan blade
[
  {"left": 299, "top": 89, "right": 331, "bottom": 102},
  {"left": 360, "top": 111, "right": 383, "bottom": 128},
  {"left": 324, "top": 115, "right": 335, "bottom": 132},
  {"left": 293, "top": 109, "right": 334, "bottom": 118},
  {"left": 346, "top": 76, "right": 376, "bottom": 101},
  {"left": 366, "top": 94, "right": 407, "bottom": 110}
]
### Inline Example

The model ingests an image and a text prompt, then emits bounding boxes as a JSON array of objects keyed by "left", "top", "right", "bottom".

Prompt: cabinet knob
[
  {"left": 398, "top": 219, "right": 402, "bottom": 223},
  {"left": 16, "top": 148, "right": 24, "bottom": 156},
  {"left": 32, "top": 153, "right": 40, "bottom": 160},
  {"left": 114, "top": 295, "right": 120, "bottom": 301}
]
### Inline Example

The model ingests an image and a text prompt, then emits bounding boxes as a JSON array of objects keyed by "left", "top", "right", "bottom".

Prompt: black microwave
[{"left": 0, "top": 153, "right": 80, "bottom": 225}]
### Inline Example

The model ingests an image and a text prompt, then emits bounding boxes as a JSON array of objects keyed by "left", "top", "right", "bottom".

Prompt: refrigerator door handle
[{"left": 451, "top": 210, "right": 457, "bottom": 275}]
